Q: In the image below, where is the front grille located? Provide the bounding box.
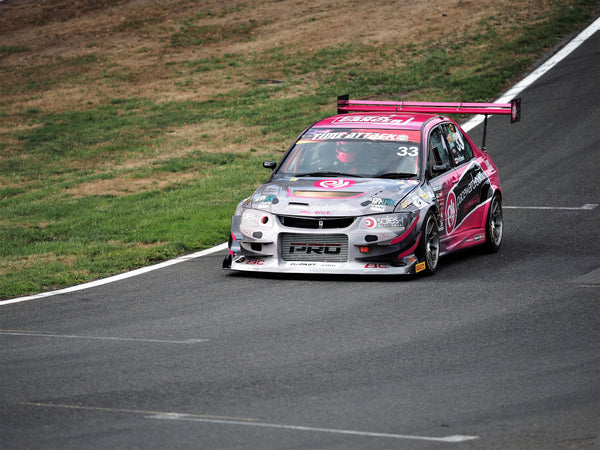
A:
[280,233,348,262]
[278,216,355,229]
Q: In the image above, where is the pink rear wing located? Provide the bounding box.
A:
[337,95,521,123]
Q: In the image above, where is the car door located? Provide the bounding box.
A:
[438,122,490,238]
[426,125,459,247]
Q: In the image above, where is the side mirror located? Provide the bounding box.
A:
[263,161,277,170]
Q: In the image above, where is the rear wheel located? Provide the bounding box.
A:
[483,194,503,252]
[417,211,440,275]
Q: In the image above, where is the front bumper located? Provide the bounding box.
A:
[224,211,424,275]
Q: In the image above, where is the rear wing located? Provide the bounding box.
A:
[337,95,520,150]
[337,95,521,123]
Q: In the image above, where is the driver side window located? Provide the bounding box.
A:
[428,126,452,177]
[441,122,473,166]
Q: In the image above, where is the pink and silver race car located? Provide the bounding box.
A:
[223,95,520,275]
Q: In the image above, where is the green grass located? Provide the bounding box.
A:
[0,0,598,299]
[0,152,274,298]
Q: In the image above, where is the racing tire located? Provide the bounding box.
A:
[416,211,440,275]
[483,194,503,253]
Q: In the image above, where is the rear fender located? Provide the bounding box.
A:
[480,186,501,228]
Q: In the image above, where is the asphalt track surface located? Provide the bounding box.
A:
[1,24,599,450]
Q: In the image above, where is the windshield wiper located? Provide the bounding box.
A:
[375,172,417,179]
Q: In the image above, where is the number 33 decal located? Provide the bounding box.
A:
[397,146,419,156]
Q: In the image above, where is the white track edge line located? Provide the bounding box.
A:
[462,16,600,132]
[148,414,479,443]
[0,243,228,305]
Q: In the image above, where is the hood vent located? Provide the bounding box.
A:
[291,190,363,199]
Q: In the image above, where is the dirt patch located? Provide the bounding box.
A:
[0,252,78,275]
[64,172,198,197]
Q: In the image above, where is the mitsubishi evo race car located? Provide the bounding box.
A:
[223,95,521,275]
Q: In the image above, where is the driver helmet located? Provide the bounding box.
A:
[336,141,358,163]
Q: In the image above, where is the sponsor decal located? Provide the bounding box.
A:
[511,100,520,122]
[256,194,277,204]
[311,131,412,141]
[400,198,412,209]
[371,197,395,211]
[445,123,467,165]
[481,155,496,175]
[289,202,356,214]
[411,195,426,208]
[456,170,487,207]
[364,217,376,228]
[446,162,489,234]
[299,210,331,215]
[363,215,407,229]
[289,242,342,255]
[288,262,338,270]
[415,261,426,273]
[241,211,261,225]
[288,262,317,267]
[422,186,435,201]
[245,259,265,265]
[364,263,389,270]
[462,196,479,211]
[376,215,404,227]
[333,116,416,126]
[303,127,421,142]
[314,179,355,189]
[434,187,445,230]
[445,191,457,234]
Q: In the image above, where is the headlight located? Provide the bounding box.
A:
[241,209,274,228]
[361,213,413,230]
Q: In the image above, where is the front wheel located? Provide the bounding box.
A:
[483,194,503,252]
[416,211,440,275]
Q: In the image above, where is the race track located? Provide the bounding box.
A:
[1,23,598,449]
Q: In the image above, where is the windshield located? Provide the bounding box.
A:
[277,128,421,179]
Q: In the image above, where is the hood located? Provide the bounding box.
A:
[248,177,419,216]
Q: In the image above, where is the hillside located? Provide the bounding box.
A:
[0,0,561,113]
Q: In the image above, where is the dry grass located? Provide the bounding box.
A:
[1,0,552,108]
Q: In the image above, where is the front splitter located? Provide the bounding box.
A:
[229,255,420,275]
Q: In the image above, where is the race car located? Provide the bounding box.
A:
[223,95,520,275]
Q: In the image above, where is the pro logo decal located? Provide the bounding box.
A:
[289,242,342,255]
